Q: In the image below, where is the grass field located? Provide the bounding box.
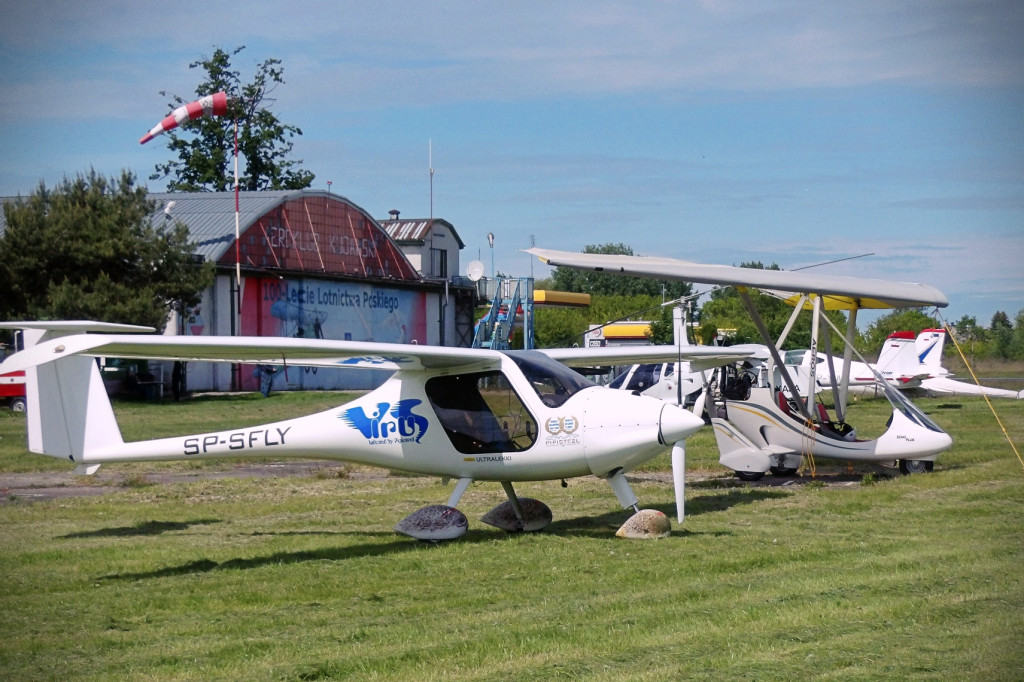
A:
[1,390,1022,680]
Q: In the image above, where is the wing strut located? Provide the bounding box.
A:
[775,294,807,348]
[738,288,814,423]
[836,306,859,421]
[820,310,843,418]
[807,295,822,406]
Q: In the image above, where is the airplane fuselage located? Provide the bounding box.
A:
[77,354,698,482]
[711,385,952,473]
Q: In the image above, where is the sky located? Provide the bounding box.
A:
[1,0,1022,329]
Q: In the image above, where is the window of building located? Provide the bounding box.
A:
[430,248,448,278]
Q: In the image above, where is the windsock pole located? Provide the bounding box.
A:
[234,118,240,291]
[140,91,243,372]
[234,117,241,350]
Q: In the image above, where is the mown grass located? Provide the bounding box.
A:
[0,390,1022,680]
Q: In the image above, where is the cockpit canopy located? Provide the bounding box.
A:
[504,350,596,408]
[423,350,596,455]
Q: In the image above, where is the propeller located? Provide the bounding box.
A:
[673,303,686,522]
[671,439,686,523]
[670,386,708,523]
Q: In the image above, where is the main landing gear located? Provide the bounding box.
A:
[393,478,553,542]
[898,459,934,475]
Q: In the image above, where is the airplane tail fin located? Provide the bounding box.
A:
[3,322,150,470]
[876,331,925,386]
[915,328,947,375]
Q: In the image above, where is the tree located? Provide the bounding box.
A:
[949,315,984,358]
[1011,310,1024,361]
[550,243,693,299]
[534,294,667,348]
[951,315,981,342]
[0,170,215,331]
[150,46,314,192]
[990,310,1013,359]
[646,302,679,345]
[859,308,938,358]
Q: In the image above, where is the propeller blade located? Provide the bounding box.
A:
[671,439,686,523]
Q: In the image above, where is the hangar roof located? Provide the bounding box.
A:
[147,191,286,262]
[148,190,354,263]
[2,189,423,282]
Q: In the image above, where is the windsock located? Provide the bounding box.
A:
[139,91,230,144]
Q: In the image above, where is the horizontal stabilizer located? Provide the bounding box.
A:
[0,321,154,334]
[9,325,126,462]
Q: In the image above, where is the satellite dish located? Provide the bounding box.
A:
[466,260,485,281]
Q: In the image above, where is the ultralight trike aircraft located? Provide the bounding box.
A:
[0,321,753,539]
[526,248,954,480]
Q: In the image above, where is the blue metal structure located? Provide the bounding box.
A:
[472,277,534,350]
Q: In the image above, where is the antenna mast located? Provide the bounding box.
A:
[429,139,434,220]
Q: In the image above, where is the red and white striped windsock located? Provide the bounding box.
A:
[139,91,230,144]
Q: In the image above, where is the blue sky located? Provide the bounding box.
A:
[1,1,1022,328]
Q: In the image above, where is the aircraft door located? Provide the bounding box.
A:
[424,371,538,454]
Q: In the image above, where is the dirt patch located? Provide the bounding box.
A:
[628,462,892,490]
[0,461,367,503]
[0,460,896,504]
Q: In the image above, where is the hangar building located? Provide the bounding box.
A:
[148,190,477,392]
[378,210,464,281]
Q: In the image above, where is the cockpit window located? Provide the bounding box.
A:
[879,375,946,433]
[505,350,596,408]
[625,364,659,392]
[783,350,805,365]
[425,371,538,454]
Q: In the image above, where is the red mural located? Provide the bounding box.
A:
[220,195,421,281]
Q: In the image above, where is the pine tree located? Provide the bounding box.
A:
[0,170,214,331]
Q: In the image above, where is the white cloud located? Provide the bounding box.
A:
[4,2,1022,118]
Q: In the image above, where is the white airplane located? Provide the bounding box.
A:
[780,332,928,399]
[527,248,954,479]
[914,328,1023,399]
[606,312,767,408]
[610,336,927,407]
[0,321,754,537]
[786,329,1022,400]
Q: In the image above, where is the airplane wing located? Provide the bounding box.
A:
[0,332,504,374]
[537,344,765,372]
[526,248,948,310]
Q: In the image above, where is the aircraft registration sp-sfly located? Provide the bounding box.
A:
[526,248,955,479]
[0,321,755,539]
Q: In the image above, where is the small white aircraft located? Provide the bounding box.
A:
[785,329,1023,400]
[914,329,1023,399]
[611,339,923,406]
[779,332,927,399]
[527,248,954,479]
[0,321,753,538]
[606,312,767,407]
